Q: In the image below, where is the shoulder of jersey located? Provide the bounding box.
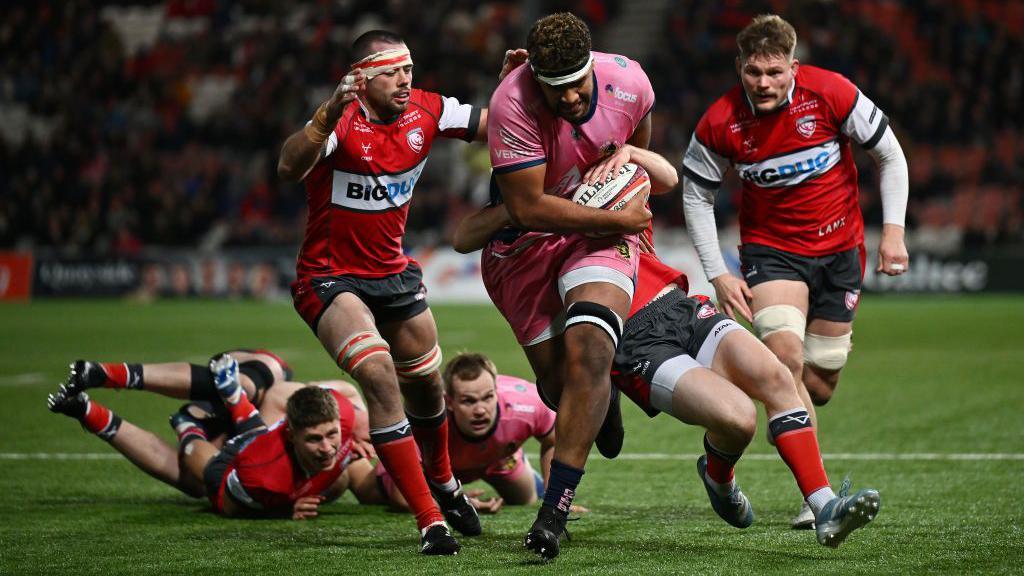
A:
[796,65,850,93]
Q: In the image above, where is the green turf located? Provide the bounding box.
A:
[1,296,1023,575]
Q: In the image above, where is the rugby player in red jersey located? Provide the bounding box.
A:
[681,14,907,529]
[453,203,881,549]
[47,354,379,520]
[276,30,494,554]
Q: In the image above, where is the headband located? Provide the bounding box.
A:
[351,48,413,79]
[531,53,593,86]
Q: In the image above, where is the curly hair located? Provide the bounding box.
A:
[442,352,497,396]
[736,14,797,61]
[526,12,592,74]
[286,386,339,430]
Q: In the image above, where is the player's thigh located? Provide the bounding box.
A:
[487,458,538,505]
[345,458,388,504]
[749,279,810,314]
[259,381,306,423]
[710,329,795,402]
[667,365,756,437]
[378,307,439,360]
[562,277,632,320]
[317,292,378,348]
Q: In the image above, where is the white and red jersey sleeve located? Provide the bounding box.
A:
[297,90,479,278]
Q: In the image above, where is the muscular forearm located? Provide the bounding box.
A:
[453,205,511,253]
[507,194,629,234]
[682,177,729,280]
[277,129,325,182]
[627,146,679,194]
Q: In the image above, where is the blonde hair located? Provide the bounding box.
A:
[737,14,797,61]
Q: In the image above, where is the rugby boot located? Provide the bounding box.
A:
[815,479,880,548]
[697,455,754,528]
[524,505,569,561]
[594,387,624,459]
[419,523,460,555]
[63,360,107,396]
[791,501,815,530]
[429,480,482,536]
[47,384,88,419]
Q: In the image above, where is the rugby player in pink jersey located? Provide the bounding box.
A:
[276,29,499,553]
[485,13,679,559]
[681,14,906,529]
[455,207,881,550]
[47,354,381,520]
[377,353,562,514]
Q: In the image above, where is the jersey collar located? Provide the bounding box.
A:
[568,70,600,126]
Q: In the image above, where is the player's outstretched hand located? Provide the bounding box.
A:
[584,144,633,186]
[465,488,504,514]
[326,71,366,117]
[499,48,529,81]
[292,495,322,520]
[710,273,753,323]
[877,223,909,276]
[615,189,652,234]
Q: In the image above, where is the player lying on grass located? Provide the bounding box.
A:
[47,353,378,519]
[454,204,881,551]
[378,352,590,515]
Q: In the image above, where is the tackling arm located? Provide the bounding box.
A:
[497,165,651,234]
[452,204,511,253]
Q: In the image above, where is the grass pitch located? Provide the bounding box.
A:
[1,296,1023,575]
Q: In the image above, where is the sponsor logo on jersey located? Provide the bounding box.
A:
[614,56,628,68]
[796,115,817,138]
[605,84,638,103]
[397,109,422,128]
[789,100,819,115]
[845,289,860,310]
[818,215,847,236]
[406,127,424,153]
[330,158,426,212]
[497,127,534,159]
[735,140,840,187]
[511,403,536,414]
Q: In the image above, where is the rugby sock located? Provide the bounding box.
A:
[174,421,207,455]
[768,408,835,513]
[372,419,444,530]
[408,408,457,493]
[704,433,741,496]
[543,459,584,517]
[99,363,143,390]
[82,400,122,441]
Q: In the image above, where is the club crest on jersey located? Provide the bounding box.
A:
[406,127,424,153]
[599,139,620,156]
[796,115,817,138]
[615,241,631,260]
[845,290,860,310]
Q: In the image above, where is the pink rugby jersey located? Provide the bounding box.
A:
[447,375,555,482]
[488,51,655,197]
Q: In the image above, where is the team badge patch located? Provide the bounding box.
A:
[406,127,424,153]
[697,303,717,319]
[845,290,860,310]
[796,115,817,138]
[615,241,631,260]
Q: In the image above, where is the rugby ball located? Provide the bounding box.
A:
[571,162,650,211]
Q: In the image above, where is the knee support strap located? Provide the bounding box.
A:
[564,301,623,348]
[394,344,442,384]
[752,305,806,341]
[335,331,391,375]
[803,332,852,371]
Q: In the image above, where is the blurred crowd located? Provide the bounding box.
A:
[1,0,1021,257]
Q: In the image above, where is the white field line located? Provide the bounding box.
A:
[0,373,49,386]
[2,452,1022,461]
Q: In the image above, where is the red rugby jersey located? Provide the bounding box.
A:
[682,65,888,257]
[628,252,689,318]
[298,90,479,278]
[219,389,356,514]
